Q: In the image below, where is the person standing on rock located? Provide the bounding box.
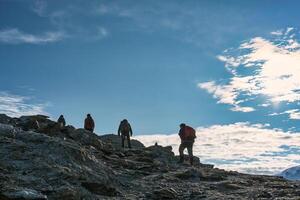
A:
[178,123,196,165]
[57,115,66,128]
[84,114,95,133]
[118,119,133,149]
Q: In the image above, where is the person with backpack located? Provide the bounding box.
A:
[57,115,66,128]
[178,123,196,165]
[118,119,133,148]
[84,114,95,133]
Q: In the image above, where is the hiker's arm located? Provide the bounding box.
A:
[118,125,121,136]
[130,125,133,136]
[178,128,183,138]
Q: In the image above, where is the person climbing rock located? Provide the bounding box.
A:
[84,114,95,133]
[118,119,133,148]
[178,123,196,165]
[57,115,66,128]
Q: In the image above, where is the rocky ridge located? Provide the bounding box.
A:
[0,114,300,199]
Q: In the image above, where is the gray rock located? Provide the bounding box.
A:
[0,114,11,124]
[152,188,178,199]
[100,134,145,149]
[1,189,47,200]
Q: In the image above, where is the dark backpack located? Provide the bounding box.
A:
[183,126,196,140]
[121,122,130,132]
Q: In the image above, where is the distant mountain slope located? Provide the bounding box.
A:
[280,166,300,181]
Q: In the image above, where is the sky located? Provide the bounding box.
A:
[1,0,300,174]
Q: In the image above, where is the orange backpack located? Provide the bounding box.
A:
[183,126,196,140]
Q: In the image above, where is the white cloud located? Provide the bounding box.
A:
[198,81,255,112]
[230,106,255,112]
[135,122,300,175]
[0,28,65,44]
[270,30,283,36]
[0,92,48,117]
[270,109,300,120]
[286,109,300,119]
[199,28,300,113]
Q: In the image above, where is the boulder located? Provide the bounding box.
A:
[0,189,47,200]
[151,188,178,199]
[100,134,145,149]
[0,114,11,124]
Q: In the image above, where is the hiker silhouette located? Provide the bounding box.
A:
[84,114,95,133]
[57,115,66,128]
[178,123,196,165]
[118,119,133,148]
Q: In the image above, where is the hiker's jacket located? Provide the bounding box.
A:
[84,117,95,130]
[118,122,132,136]
[57,116,66,126]
[179,126,196,141]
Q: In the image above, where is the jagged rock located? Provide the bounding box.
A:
[174,168,204,180]
[100,134,145,149]
[174,154,202,166]
[152,188,178,199]
[215,181,244,191]
[0,114,11,124]
[0,189,47,200]
[0,123,117,199]
[145,145,176,164]
[81,182,120,196]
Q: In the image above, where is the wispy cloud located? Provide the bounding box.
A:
[0,92,48,117]
[92,1,246,47]
[94,26,109,40]
[28,1,110,43]
[0,28,65,44]
[32,0,47,17]
[135,122,300,175]
[199,28,300,114]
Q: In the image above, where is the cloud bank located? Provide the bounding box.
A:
[199,28,300,115]
[135,122,300,175]
[0,92,48,117]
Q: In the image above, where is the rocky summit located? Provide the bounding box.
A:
[0,114,300,200]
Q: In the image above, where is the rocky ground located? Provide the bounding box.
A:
[0,114,300,200]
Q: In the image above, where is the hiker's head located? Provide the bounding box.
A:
[87,114,91,117]
[60,115,64,118]
[180,123,186,128]
[123,119,128,123]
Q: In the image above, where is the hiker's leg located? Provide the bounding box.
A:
[127,134,131,149]
[121,135,125,148]
[178,142,185,163]
[187,142,194,165]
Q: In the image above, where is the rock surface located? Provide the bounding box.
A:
[100,134,145,149]
[0,114,300,199]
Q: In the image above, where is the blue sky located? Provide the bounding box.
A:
[1,0,300,134]
[1,0,300,174]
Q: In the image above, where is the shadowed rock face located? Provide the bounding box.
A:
[0,114,300,199]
